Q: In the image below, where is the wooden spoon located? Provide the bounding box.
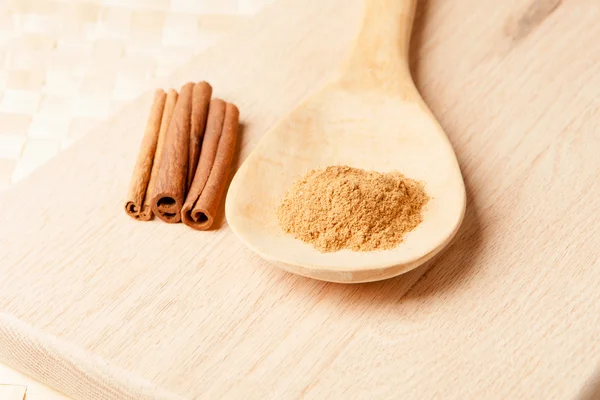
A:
[226,0,466,283]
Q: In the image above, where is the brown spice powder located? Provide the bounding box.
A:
[276,166,429,252]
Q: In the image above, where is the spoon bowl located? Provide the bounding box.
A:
[226,0,466,283]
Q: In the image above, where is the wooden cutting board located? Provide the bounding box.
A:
[1,0,600,399]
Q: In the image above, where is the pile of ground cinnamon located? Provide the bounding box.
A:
[276,166,429,252]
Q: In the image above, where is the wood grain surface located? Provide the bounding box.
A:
[1,0,600,398]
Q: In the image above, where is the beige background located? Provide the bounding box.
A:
[0,0,271,398]
[0,0,272,191]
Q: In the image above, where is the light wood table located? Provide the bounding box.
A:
[1,0,600,399]
[0,364,66,399]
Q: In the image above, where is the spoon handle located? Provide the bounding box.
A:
[341,0,418,90]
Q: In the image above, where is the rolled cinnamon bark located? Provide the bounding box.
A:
[124,89,166,220]
[188,81,212,188]
[182,100,239,230]
[151,82,194,223]
[145,89,178,217]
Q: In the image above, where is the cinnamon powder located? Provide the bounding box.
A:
[276,166,429,252]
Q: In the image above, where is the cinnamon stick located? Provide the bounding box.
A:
[182,100,239,230]
[124,89,166,221]
[146,88,178,215]
[188,81,212,188]
[151,82,194,223]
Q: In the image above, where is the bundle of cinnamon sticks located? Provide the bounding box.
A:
[124,82,239,231]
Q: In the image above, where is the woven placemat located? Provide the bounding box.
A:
[0,0,274,191]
